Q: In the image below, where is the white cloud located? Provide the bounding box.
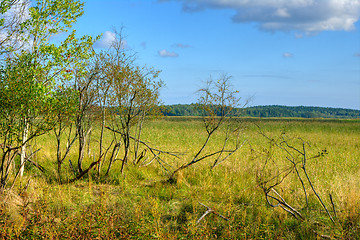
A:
[94,31,116,48]
[283,52,294,58]
[173,43,191,48]
[94,31,127,49]
[158,49,179,57]
[164,0,360,32]
[273,8,290,18]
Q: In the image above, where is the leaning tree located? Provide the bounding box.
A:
[170,73,248,181]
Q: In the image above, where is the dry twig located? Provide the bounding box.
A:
[197,202,229,224]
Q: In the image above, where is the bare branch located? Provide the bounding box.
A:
[68,154,104,184]
[329,193,337,219]
[105,126,182,158]
[302,143,335,223]
[197,202,229,224]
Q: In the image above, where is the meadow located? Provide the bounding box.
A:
[1,117,359,239]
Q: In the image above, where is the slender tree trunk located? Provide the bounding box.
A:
[20,118,29,177]
[98,107,105,176]
[1,151,8,189]
[78,131,85,173]
[134,112,145,164]
[57,161,62,183]
[120,128,130,174]
[56,131,62,182]
[55,121,78,183]
[77,121,92,174]
[87,129,92,157]
[105,142,120,176]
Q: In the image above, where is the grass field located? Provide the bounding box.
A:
[1,117,360,239]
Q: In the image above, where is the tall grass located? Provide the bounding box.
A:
[1,117,359,239]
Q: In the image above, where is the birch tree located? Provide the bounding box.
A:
[0,0,97,188]
[98,30,164,175]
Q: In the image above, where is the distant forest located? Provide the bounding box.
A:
[162,104,360,119]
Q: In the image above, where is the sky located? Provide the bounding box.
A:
[74,0,360,109]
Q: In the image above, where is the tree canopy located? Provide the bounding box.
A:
[163,104,360,119]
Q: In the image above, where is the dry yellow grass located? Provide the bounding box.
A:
[1,117,359,239]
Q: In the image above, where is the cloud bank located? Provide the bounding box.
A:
[161,0,360,32]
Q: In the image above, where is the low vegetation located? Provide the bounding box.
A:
[1,118,359,239]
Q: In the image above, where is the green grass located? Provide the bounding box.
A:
[1,117,360,239]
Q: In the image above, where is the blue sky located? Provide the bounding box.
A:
[75,0,360,109]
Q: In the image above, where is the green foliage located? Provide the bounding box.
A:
[98,31,164,126]
[244,105,360,118]
[163,104,360,119]
[0,0,97,142]
[111,64,163,123]
[0,0,15,15]
[163,103,205,116]
[0,53,57,145]
[21,0,97,79]
[94,29,164,174]
[0,0,99,189]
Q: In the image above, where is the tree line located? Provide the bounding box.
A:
[163,104,360,119]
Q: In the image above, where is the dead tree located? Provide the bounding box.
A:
[255,129,335,224]
[170,74,248,181]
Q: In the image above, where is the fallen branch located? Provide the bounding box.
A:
[265,188,303,220]
[106,126,180,174]
[312,230,333,240]
[329,193,337,219]
[9,148,42,191]
[67,152,105,183]
[140,153,159,167]
[68,159,100,183]
[197,202,229,224]
[69,159,77,175]
[105,126,182,158]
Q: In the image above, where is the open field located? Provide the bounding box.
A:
[1,117,360,239]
